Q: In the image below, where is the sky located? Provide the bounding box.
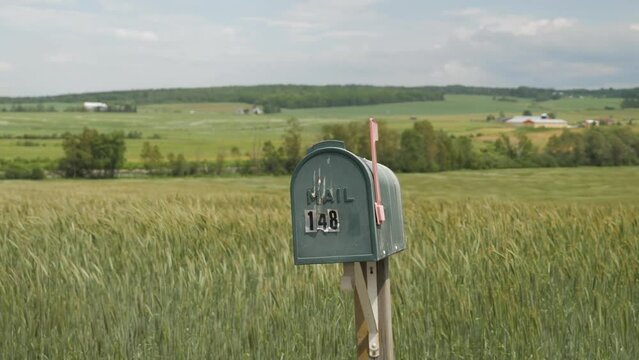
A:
[1,0,639,97]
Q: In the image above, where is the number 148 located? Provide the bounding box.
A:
[305,210,339,233]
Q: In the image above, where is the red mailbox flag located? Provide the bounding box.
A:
[369,117,385,225]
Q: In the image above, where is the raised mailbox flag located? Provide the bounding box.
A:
[369,117,385,226]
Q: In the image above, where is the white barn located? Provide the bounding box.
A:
[83,102,108,112]
[506,113,568,128]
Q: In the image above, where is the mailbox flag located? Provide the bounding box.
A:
[369,118,378,142]
[369,117,385,225]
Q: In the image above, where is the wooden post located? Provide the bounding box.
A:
[354,262,369,360]
[377,257,394,360]
[353,260,394,360]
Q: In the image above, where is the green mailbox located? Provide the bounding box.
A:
[290,140,405,265]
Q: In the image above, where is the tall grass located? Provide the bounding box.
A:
[1,180,637,358]
[398,201,639,358]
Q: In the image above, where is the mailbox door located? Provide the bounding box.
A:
[291,149,377,264]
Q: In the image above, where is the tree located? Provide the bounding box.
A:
[609,127,639,155]
[140,142,163,174]
[453,136,476,169]
[322,122,363,155]
[434,130,453,171]
[515,133,534,159]
[167,153,190,176]
[398,129,424,172]
[414,120,437,171]
[59,129,95,178]
[321,119,400,170]
[262,140,284,174]
[92,131,126,177]
[522,110,532,116]
[607,133,637,165]
[376,121,400,169]
[545,130,586,166]
[282,118,302,172]
[584,129,612,166]
[230,146,241,158]
[621,98,639,109]
[58,128,126,178]
[215,151,226,175]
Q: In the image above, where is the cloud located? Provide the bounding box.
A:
[99,0,135,12]
[318,30,375,39]
[0,4,100,32]
[528,61,620,78]
[15,0,75,5]
[509,18,575,36]
[0,62,14,72]
[450,8,576,37]
[267,20,321,30]
[113,28,159,42]
[2,1,638,96]
[447,7,483,16]
[45,53,73,64]
[431,61,489,85]
[288,0,380,20]
[222,27,236,36]
[245,0,381,40]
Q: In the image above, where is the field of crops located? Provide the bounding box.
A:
[1,95,637,162]
[1,167,638,358]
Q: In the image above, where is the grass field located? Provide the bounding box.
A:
[1,95,637,162]
[1,167,638,358]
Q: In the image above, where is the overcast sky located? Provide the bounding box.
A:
[1,0,639,96]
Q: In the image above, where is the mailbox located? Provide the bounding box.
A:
[290,140,405,265]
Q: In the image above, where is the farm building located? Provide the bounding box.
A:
[235,105,263,115]
[83,102,108,112]
[582,118,615,127]
[583,119,600,127]
[506,113,568,128]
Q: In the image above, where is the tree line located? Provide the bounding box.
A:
[545,127,639,166]
[137,118,303,176]
[4,85,638,112]
[322,120,639,171]
[0,103,137,113]
[139,120,639,176]
[619,87,639,109]
[0,85,444,113]
[0,129,126,179]
[2,121,639,180]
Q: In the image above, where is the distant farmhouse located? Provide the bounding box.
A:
[583,119,600,127]
[235,105,263,115]
[83,102,108,112]
[582,118,615,127]
[506,113,568,128]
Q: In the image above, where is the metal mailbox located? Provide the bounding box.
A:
[290,140,405,265]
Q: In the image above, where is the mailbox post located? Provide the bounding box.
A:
[290,118,405,359]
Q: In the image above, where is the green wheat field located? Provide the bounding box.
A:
[1,167,638,359]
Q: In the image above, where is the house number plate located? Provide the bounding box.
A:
[304,210,340,233]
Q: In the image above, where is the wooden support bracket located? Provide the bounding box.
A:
[354,261,380,358]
